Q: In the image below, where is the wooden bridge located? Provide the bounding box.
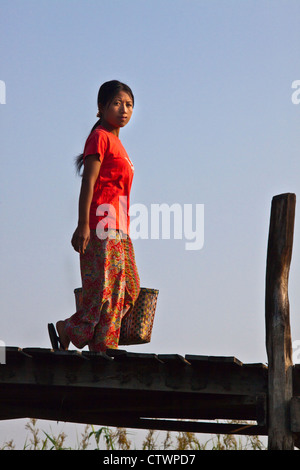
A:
[0,193,300,450]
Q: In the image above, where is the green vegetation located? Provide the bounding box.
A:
[0,418,265,450]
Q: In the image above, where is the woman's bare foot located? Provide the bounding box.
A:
[56,321,70,350]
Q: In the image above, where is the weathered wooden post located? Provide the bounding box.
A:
[265,193,296,450]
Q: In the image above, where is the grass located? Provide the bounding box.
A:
[0,418,266,450]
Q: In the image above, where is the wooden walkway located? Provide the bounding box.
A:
[1,193,300,449]
[0,347,268,436]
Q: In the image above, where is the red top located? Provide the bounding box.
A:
[83,125,134,235]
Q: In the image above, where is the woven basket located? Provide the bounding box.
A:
[74,287,159,346]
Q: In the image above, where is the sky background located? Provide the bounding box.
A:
[1,0,300,448]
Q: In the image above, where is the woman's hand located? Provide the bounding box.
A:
[71,223,90,254]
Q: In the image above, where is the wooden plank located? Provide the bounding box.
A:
[134,419,268,436]
[158,354,191,365]
[185,355,243,367]
[1,347,268,397]
[290,396,300,432]
[265,193,296,450]
[290,397,300,449]
[84,415,268,436]
[0,383,262,424]
[0,346,267,425]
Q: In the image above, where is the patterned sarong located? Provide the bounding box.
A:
[65,230,140,352]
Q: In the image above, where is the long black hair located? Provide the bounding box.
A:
[75,80,134,175]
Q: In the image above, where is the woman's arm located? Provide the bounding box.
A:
[71,154,101,254]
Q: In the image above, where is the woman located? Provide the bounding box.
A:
[53,80,140,352]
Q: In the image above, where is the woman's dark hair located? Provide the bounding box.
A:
[75,80,134,175]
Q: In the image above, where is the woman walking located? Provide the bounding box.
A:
[52,80,140,352]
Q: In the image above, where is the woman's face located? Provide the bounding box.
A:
[100,91,134,131]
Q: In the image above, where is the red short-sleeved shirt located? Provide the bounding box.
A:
[83,125,134,235]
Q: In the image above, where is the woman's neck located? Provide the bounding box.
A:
[100,121,120,137]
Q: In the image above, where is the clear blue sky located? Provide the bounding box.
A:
[1,0,300,447]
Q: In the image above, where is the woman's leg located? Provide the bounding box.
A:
[88,230,127,351]
[62,230,125,350]
[89,235,140,351]
[122,235,140,318]
[58,232,140,352]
